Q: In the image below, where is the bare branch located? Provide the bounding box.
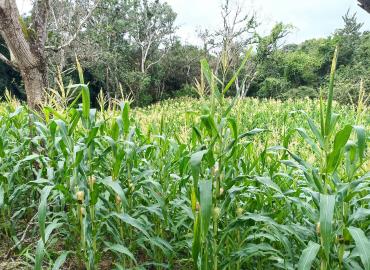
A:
[146,51,167,71]
[47,0,100,52]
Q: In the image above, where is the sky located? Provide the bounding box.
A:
[16,0,370,45]
[166,0,370,45]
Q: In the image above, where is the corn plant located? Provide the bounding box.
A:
[0,48,368,270]
[287,48,369,270]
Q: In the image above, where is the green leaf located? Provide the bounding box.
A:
[44,220,62,243]
[227,118,238,140]
[121,102,130,135]
[52,252,70,270]
[352,125,366,161]
[298,241,320,270]
[111,213,150,238]
[238,128,267,140]
[312,169,324,194]
[319,89,325,136]
[327,125,352,172]
[148,237,173,256]
[81,85,90,120]
[38,185,54,243]
[233,243,281,259]
[200,114,219,138]
[325,46,338,136]
[307,118,324,148]
[296,128,320,155]
[104,242,137,264]
[76,57,84,84]
[100,177,127,205]
[199,180,212,240]
[223,47,252,95]
[190,150,207,190]
[111,121,120,141]
[200,58,219,97]
[349,208,370,225]
[320,194,336,261]
[44,106,67,121]
[192,212,201,267]
[0,184,4,208]
[34,239,45,270]
[255,176,282,194]
[0,137,5,158]
[348,226,370,270]
[86,126,99,146]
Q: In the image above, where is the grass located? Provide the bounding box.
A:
[0,51,369,270]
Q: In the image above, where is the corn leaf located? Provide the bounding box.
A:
[190,150,207,190]
[199,180,212,240]
[81,85,90,120]
[104,242,137,264]
[298,241,320,270]
[111,212,150,238]
[320,194,336,261]
[52,251,70,270]
[34,239,45,270]
[348,226,370,270]
[100,177,127,205]
[38,185,54,243]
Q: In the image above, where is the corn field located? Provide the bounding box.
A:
[0,50,369,270]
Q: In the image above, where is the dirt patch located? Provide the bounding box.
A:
[0,239,29,270]
[0,260,28,270]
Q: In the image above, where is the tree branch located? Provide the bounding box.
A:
[32,0,50,52]
[46,0,100,52]
[146,50,167,71]
[0,51,18,70]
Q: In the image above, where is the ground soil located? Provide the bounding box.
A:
[0,239,28,269]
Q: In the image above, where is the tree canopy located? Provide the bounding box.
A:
[0,0,369,106]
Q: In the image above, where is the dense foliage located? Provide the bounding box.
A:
[0,51,368,270]
[251,11,370,104]
[0,2,369,106]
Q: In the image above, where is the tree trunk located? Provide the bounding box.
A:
[0,0,48,109]
[21,66,47,109]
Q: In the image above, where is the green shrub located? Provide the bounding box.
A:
[123,71,152,106]
[283,51,322,85]
[173,84,197,98]
[258,77,290,98]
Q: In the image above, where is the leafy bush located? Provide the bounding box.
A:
[283,51,321,85]
[258,77,290,98]
[123,71,152,106]
[172,84,198,98]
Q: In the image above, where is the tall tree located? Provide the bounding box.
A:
[46,0,100,71]
[334,10,363,66]
[0,0,49,109]
[0,0,98,109]
[127,0,176,73]
[215,0,258,78]
[79,0,177,103]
